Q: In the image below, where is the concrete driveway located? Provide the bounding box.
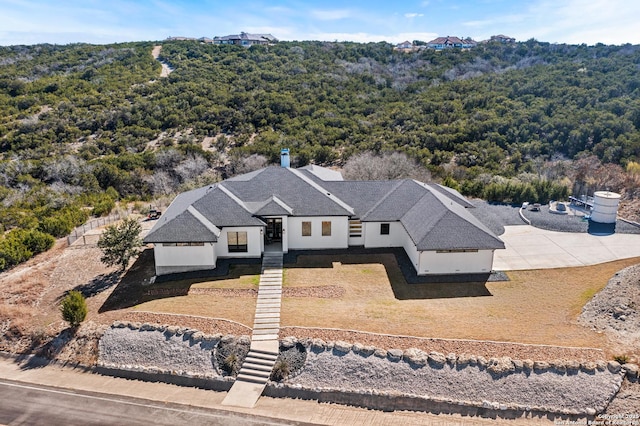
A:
[493,225,640,271]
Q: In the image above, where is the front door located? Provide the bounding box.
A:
[266,218,282,243]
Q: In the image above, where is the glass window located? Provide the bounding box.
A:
[301,221,311,236]
[228,231,248,252]
[322,221,331,236]
[380,223,390,235]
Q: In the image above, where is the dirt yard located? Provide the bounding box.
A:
[1,240,639,364]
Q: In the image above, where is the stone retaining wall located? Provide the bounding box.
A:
[98,322,638,418]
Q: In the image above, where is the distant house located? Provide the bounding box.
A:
[144,153,504,277]
[427,36,477,50]
[489,34,516,44]
[166,36,198,42]
[213,32,278,47]
[394,41,415,51]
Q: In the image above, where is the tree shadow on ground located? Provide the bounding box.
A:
[73,271,122,298]
[98,248,262,312]
[284,248,496,300]
[16,327,78,370]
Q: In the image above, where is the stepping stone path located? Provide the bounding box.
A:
[222,251,283,408]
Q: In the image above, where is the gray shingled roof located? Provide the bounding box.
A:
[401,190,504,250]
[144,165,504,251]
[248,196,293,216]
[360,180,427,221]
[144,210,218,243]
[426,183,475,208]
[223,167,353,216]
[320,180,399,219]
[191,186,265,227]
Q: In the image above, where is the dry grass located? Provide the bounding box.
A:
[124,251,640,353]
[131,264,261,327]
[280,254,640,352]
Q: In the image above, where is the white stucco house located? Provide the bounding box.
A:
[144,159,504,276]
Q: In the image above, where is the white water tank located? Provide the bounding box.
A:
[590,191,621,224]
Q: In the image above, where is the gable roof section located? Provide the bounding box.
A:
[401,190,505,250]
[360,180,426,221]
[320,180,399,219]
[223,166,353,216]
[247,196,294,216]
[144,209,219,243]
[191,186,265,227]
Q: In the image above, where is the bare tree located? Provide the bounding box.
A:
[226,154,269,177]
[342,151,431,181]
[175,154,209,183]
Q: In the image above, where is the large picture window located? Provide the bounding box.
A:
[301,221,311,237]
[380,223,390,235]
[227,231,248,253]
[322,221,331,236]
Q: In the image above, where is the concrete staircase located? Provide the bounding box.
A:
[222,251,283,408]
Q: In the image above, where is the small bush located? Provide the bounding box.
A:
[92,197,115,217]
[223,353,241,376]
[613,354,629,364]
[60,290,87,327]
[214,337,250,377]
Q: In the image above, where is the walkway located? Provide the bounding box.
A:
[493,225,640,271]
[222,250,283,408]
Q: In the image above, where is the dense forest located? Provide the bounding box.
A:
[1,39,640,269]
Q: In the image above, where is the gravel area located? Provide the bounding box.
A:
[604,379,640,414]
[98,325,626,415]
[468,200,524,235]
[119,312,251,336]
[579,263,640,351]
[288,348,623,414]
[187,286,346,298]
[99,326,220,377]
[214,335,250,376]
[469,200,640,235]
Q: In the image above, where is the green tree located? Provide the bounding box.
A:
[60,290,87,327]
[97,217,142,270]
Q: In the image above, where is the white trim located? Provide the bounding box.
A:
[187,206,221,237]
[287,168,355,215]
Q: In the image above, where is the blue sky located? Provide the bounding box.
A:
[1,0,639,46]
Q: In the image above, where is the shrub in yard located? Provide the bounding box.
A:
[223,353,241,376]
[270,342,307,382]
[214,336,250,377]
[270,359,291,382]
[60,290,87,327]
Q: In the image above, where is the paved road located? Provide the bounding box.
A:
[0,379,303,426]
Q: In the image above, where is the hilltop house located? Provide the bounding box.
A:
[394,41,420,52]
[427,36,477,50]
[144,153,504,276]
[213,32,278,47]
[489,34,516,43]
